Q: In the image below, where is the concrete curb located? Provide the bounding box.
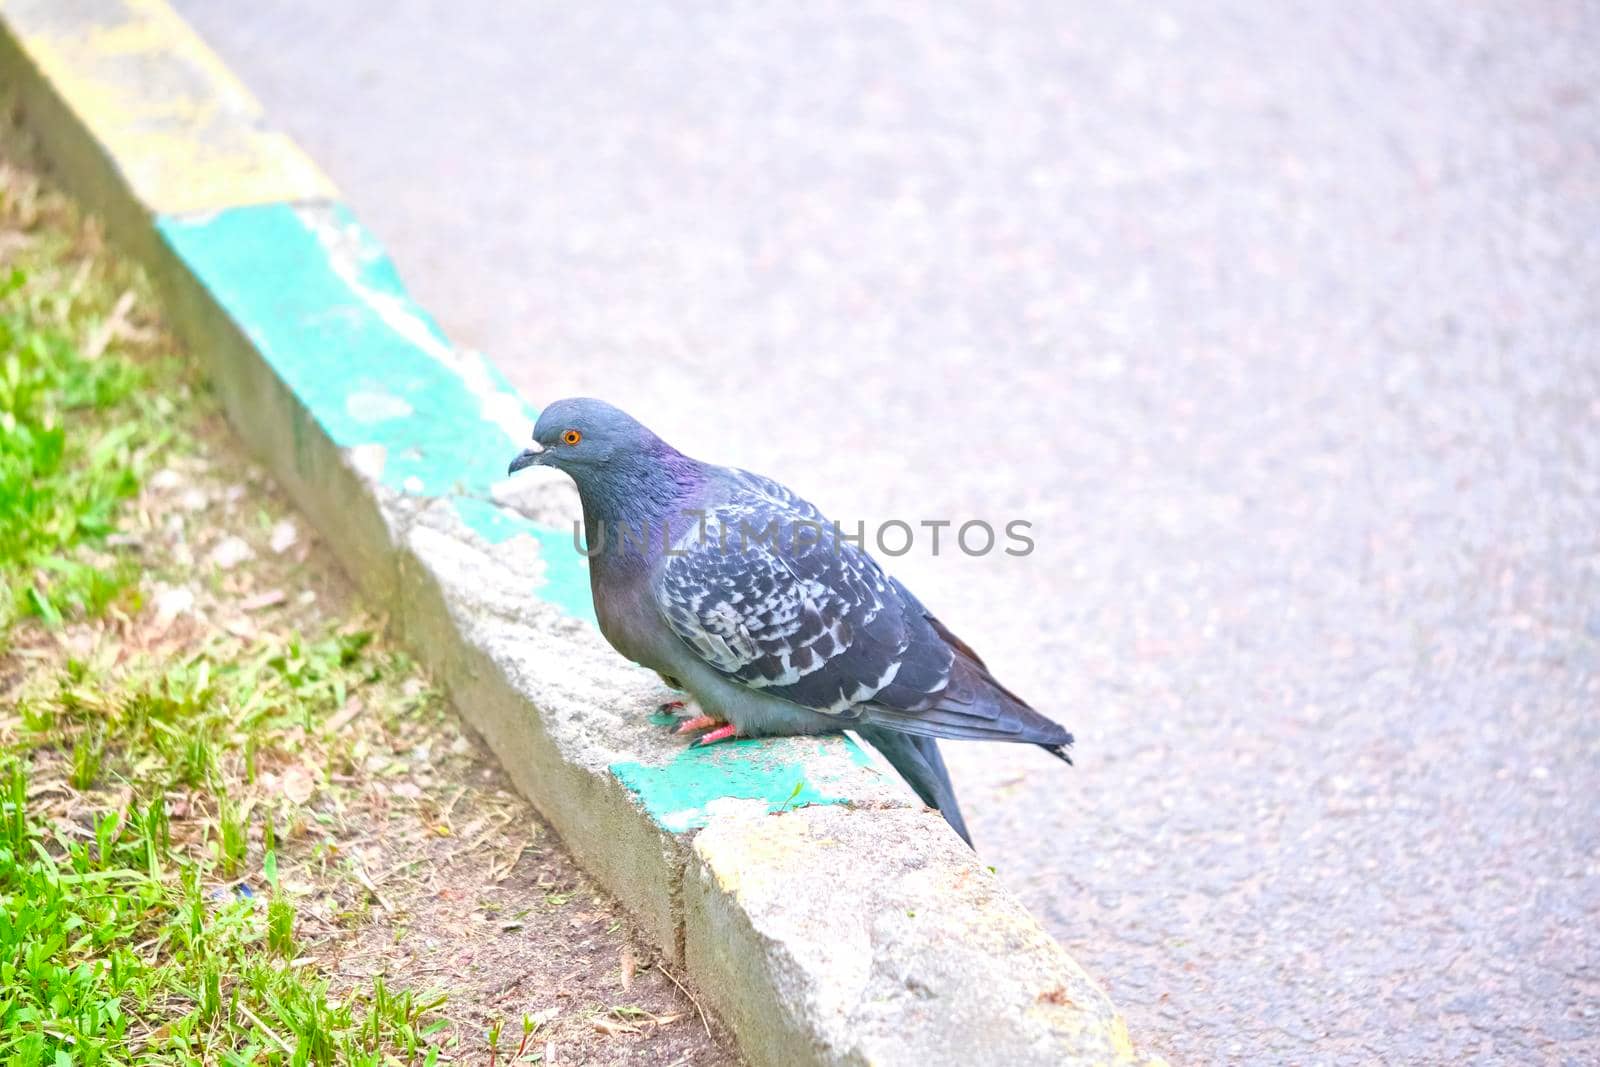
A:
[1,2,1164,1063]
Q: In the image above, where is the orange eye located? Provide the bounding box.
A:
[561,429,582,446]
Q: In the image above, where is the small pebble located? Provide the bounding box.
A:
[153,586,194,626]
[269,519,299,554]
[208,536,254,569]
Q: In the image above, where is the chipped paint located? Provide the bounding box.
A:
[611,735,876,833]
[151,202,598,623]
[346,390,415,423]
[297,206,530,449]
[157,202,527,498]
[448,496,596,624]
[0,0,335,213]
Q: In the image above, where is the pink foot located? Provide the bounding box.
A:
[657,699,686,714]
[673,714,719,735]
[694,723,741,746]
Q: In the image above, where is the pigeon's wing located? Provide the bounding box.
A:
[653,475,1073,751]
[654,484,939,714]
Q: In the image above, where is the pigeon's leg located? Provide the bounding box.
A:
[655,696,717,731]
[655,673,694,717]
[673,714,720,734]
[657,696,710,721]
[692,723,742,746]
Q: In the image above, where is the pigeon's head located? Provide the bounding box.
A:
[507,397,661,479]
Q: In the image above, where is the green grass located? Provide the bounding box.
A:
[0,165,453,1065]
[2,633,450,1065]
[0,262,171,633]
[0,761,446,1065]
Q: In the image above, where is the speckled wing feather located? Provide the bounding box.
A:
[652,470,1073,749]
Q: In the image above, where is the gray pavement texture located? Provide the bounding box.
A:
[168,1,1600,1063]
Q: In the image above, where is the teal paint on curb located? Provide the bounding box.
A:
[155,202,599,624]
[450,497,596,624]
[448,494,538,544]
[155,202,530,498]
[612,737,875,833]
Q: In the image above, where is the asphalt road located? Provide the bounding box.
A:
[169,2,1600,1062]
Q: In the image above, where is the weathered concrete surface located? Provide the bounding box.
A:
[688,805,1144,1067]
[163,1,1600,1061]
[0,4,1166,1064]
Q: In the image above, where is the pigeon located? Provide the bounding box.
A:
[507,398,1073,845]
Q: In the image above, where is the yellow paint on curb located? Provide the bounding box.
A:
[0,0,335,214]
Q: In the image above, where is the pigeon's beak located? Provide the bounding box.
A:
[507,445,548,475]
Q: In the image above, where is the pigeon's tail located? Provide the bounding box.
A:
[855,725,972,847]
[1041,741,1074,765]
[858,612,1077,762]
[861,652,1077,759]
